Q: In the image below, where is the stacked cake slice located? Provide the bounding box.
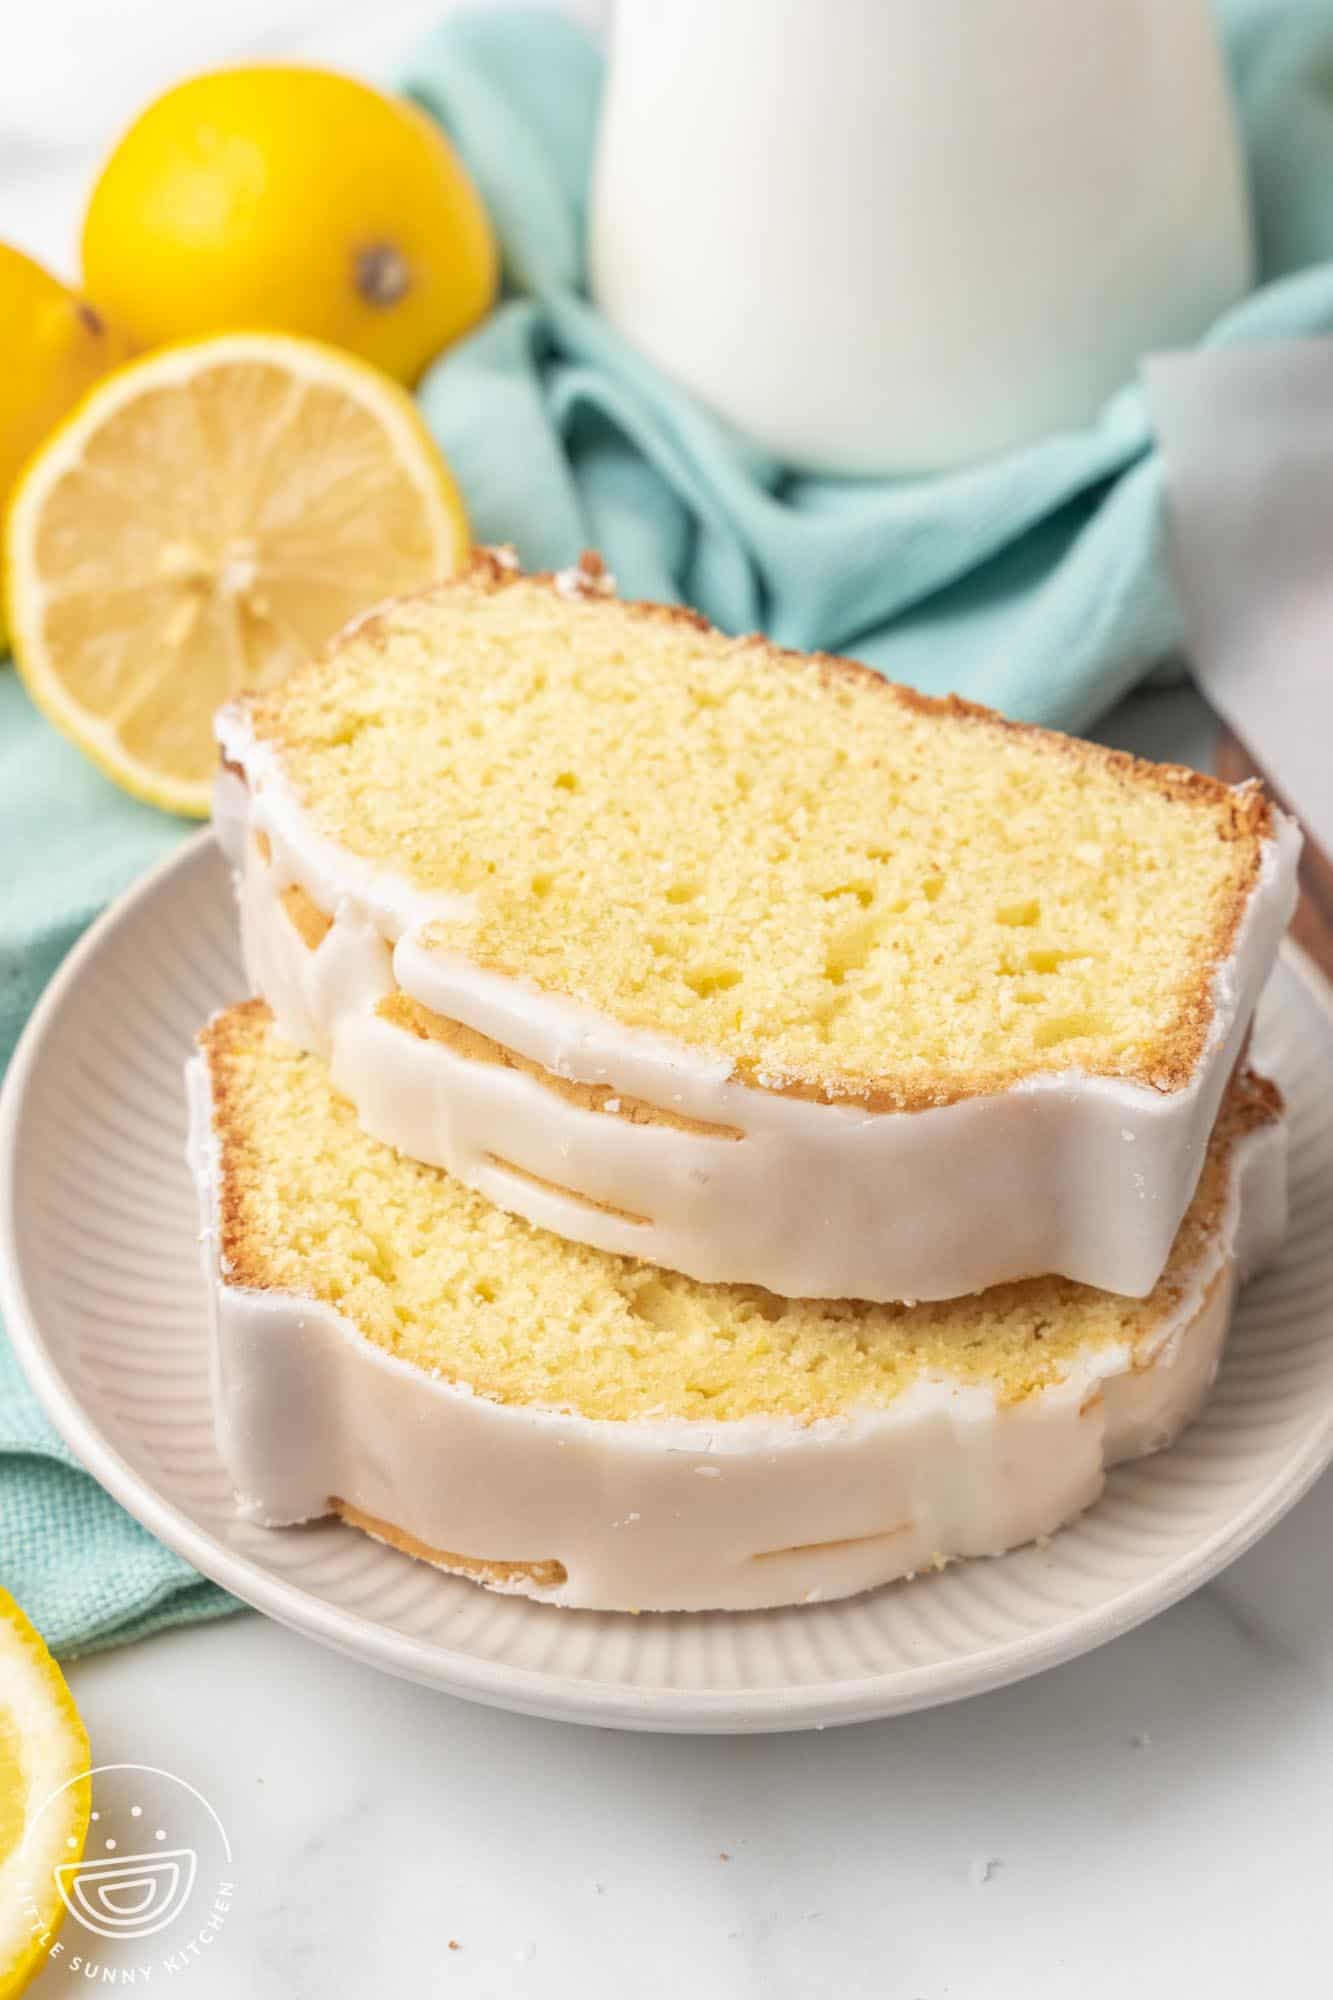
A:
[191,550,1300,1611]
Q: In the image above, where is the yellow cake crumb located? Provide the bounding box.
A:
[235,554,1272,1109]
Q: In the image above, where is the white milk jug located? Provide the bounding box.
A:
[589,0,1253,473]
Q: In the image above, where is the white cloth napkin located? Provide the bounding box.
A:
[1146,341,1333,855]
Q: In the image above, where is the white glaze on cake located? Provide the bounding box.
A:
[213,718,1299,1303]
[187,1047,1286,1614]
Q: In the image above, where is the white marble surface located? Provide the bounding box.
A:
[9,4,1332,1992]
[50,1460,1333,1999]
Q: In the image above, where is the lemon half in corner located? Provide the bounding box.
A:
[0,1589,90,1998]
[4,331,469,817]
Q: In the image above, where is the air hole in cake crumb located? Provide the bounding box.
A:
[471,1279,497,1304]
[995,898,1040,927]
[1025,946,1090,973]
[811,992,849,1031]
[554,771,580,793]
[823,917,879,986]
[921,875,944,903]
[530,873,554,900]
[1033,1011,1104,1050]
[665,879,702,905]
[626,1277,687,1331]
[684,965,742,999]
[819,881,874,909]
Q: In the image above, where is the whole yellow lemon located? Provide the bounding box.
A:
[0,244,132,651]
[82,66,498,386]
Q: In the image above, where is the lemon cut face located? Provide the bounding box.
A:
[5,332,469,817]
[0,1590,90,1998]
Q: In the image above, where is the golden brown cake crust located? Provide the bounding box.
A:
[279,881,333,952]
[375,990,743,1140]
[231,548,1277,1110]
[198,999,283,1297]
[330,1499,566,1590]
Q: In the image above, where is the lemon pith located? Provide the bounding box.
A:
[0,1590,90,1999]
[4,331,469,817]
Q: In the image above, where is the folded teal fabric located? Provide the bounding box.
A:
[0,675,239,1653]
[6,0,1333,1656]
[408,0,1333,732]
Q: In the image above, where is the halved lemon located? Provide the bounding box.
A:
[0,1591,90,1997]
[5,332,469,817]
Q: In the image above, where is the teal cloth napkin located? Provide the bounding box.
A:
[6,0,1333,1654]
[0,676,239,1653]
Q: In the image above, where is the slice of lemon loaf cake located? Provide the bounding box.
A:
[189,1002,1285,1614]
[215,549,1298,1304]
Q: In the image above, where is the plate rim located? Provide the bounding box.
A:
[2,828,1332,1733]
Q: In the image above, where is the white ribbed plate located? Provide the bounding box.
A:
[3,832,1333,1733]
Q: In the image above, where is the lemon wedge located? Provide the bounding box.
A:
[4,331,469,817]
[0,1591,90,1998]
